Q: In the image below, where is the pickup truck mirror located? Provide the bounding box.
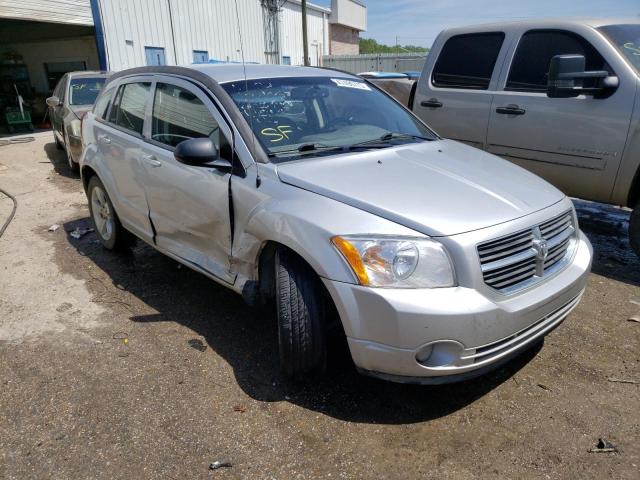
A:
[174,137,228,170]
[547,54,618,98]
[46,96,61,107]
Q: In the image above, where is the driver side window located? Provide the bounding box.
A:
[151,82,231,159]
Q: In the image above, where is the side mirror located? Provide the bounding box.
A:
[547,54,618,98]
[46,96,61,107]
[174,137,231,172]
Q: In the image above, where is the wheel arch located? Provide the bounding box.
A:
[627,166,640,208]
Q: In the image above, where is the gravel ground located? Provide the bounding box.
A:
[0,133,638,479]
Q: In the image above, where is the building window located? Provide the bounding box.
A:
[193,50,209,63]
[282,56,291,65]
[145,47,166,66]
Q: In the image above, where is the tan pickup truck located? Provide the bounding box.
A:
[371,19,640,255]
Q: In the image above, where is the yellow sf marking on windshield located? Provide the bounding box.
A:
[260,125,293,142]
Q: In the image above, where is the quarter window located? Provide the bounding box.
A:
[108,82,150,135]
[151,83,231,159]
[506,30,609,92]
[432,32,505,90]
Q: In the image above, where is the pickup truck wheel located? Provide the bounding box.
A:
[275,248,327,378]
[87,176,131,251]
[630,205,640,256]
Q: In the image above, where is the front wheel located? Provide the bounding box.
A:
[630,204,640,257]
[275,249,327,379]
[87,176,130,250]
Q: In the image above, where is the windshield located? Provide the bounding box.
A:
[221,76,436,161]
[598,24,640,75]
[69,78,106,106]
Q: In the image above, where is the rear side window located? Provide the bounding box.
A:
[506,30,609,92]
[108,82,151,135]
[151,83,231,159]
[432,32,505,90]
[93,86,115,120]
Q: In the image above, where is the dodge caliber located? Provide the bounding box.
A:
[80,64,592,383]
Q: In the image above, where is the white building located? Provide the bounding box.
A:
[0,0,366,95]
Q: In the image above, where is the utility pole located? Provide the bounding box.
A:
[301,0,309,66]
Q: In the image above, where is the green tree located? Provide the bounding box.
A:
[359,38,429,54]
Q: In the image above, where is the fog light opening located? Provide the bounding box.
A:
[416,344,433,363]
[415,340,464,368]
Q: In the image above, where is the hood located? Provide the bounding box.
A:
[276,139,565,237]
[69,105,92,118]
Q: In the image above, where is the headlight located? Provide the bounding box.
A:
[331,235,456,288]
[68,118,81,137]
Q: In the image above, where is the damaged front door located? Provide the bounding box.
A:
[140,79,235,284]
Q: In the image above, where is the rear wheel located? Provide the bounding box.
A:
[275,248,327,378]
[630,204,640,256]
[87,176,131,251]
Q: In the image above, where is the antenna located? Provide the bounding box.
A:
[233,0,261,188]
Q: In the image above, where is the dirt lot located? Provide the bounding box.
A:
[1,133,639,479]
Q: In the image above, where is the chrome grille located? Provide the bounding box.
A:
[477,211,576,293]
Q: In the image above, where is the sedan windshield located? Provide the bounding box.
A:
[598,24,640,75]
[69,78,106,106]
[221,76,436,161]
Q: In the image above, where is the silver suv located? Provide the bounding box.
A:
[80,64,592,383]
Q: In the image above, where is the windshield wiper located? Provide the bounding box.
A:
[346,132,432,150]
[267,143,343,157]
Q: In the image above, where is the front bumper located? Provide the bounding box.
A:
[322,231,592,383]
[67,134,83,164]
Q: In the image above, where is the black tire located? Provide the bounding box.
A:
[87,176,132,251]
[64,131,79,174]
[630,204,640,257]
[275,248,327,378]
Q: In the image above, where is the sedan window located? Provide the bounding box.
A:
[69,78,106,106]
[108,82,150,135]
[151,83,231,159]
[222,76,436,161]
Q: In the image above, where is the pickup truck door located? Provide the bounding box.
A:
[486,29,635,203]
[412,31,507,149]
[139,78,235,285]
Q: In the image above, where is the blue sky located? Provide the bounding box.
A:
[313,0,640,48]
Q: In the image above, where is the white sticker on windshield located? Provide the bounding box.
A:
[331,78,371,91]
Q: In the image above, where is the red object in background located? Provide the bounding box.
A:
[37,122,51,129]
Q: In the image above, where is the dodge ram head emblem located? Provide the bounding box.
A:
[532,227,548,276]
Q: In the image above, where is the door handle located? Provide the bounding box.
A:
[421,98,443,108]
[142,154,161,167]
[97,134,111,144]
[495,105,526,115]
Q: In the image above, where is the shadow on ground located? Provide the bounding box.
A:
[62,216,540,425]
[573,199,640,287]
[43,139,78,179]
